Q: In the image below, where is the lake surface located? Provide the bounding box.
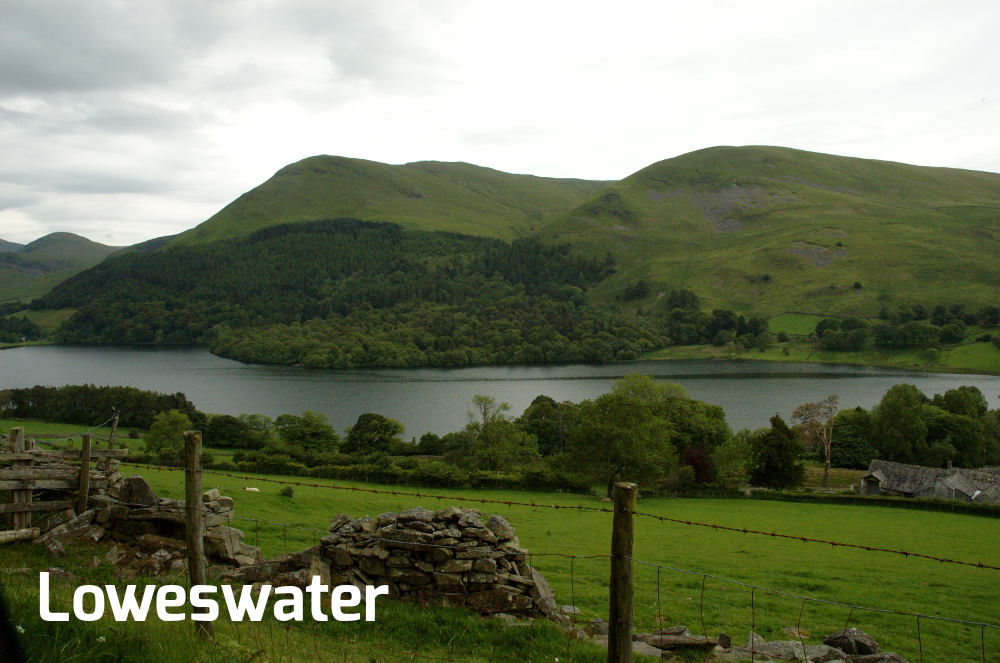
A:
[1,346,997,437]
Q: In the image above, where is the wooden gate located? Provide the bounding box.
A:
[0,426,128,543]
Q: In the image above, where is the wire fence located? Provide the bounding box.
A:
[128,484,1000,662]
[5,447,1000,661]
[123,461,1000,572]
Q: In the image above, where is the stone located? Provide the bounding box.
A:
[823,628,880,655]
[457,510,484,528]
[137,534,185,555]
[388,567,431,586]
[217,496,235,510]
[485,515,518,542]
[397,507,435,523]
[351,515,378,534]
[376,512,396,527]
[528,566,558,617]
[425,547,454,563]
[468,572,497,584]
[328,514,352,532]
[433,572,466,593]
[754,640,807,661]
[437,559,473,573]
[105,545,122,565]
[852,654,908,663]
[37,509,97,552]
[805,644,850,663]
[473,558,497,573]
[380,527,434,550]
[434,506,463,521]
[204,526,244,561]
[462,527,498,544]
[405,521,435,533]
[324,545,352,568]
[358,557,385,577]
[560,604,580,615]
[585,619,610,636]
[386,555,413,568]
[467,588,533,614]
[119,476,158,506]
[201,488,222,502]
[434,527,462,539]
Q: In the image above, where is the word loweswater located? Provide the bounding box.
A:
[39,572,389,622]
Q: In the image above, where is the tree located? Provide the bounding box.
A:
[792,395,839,487]
[749,414,804,489]
[516,395,577,456]
[830,407,876,469]
[144,409,192,462]
[460,395,540,471]
[568,375,680,496]
[873,384,928,462]
[205,414,252,449]
[342,412,404,454]
[274,411,339,451]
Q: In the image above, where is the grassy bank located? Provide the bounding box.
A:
[2,542,607,663]
[643,338,1000,375]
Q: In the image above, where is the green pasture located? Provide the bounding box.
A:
[118,465,1000,662]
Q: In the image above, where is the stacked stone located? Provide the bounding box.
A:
[329,507,560,618]
[34,475,263,571]
[235,507,560,619]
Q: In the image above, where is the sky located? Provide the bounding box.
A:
[1,0,998,246]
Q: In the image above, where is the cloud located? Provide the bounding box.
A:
[0,0,998,245]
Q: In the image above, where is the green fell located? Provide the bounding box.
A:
[541,145,1000,315]
[0,232,120,303]
[173,155,609,245]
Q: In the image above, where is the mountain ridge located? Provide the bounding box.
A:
[0,232,121,303]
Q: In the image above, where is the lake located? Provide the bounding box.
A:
[1,345,997,436]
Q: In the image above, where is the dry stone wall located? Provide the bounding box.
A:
[230,506,563,621]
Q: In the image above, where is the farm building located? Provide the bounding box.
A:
[859,459,1000,504]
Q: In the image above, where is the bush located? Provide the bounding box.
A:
[278,486,294,498]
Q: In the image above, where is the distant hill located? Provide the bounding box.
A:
[23,146,1000,368]
[0,232,121,303]
[540,146,1000,315]
[173,156,609,245]
[0,239,24,252]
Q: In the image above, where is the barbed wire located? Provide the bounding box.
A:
[120,461,1000,572]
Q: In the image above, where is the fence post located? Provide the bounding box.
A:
[11,427,30,530]
[184,430,214,640]
[77,434,92,514]
[108,412,120,449]
[608,482,637,663]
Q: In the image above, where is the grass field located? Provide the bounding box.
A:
[97,465,1000,662]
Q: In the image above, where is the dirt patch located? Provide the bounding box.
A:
[691,184,795,233]
[786,242,849,267]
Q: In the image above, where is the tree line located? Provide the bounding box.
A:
[814,303,1000,352]
[29,219,768,368]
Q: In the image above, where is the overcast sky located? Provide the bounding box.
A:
[1,0,998,246]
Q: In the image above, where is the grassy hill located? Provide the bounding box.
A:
[0,231,120,303]
[0,238,24,252]
[164,147,1000,318]
[173,155,609,245]
[540,146,1000,315]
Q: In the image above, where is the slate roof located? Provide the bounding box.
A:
[865,460,1000,497]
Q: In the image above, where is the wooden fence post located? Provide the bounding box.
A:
[11,427,30,530]
[77,434,92,514]
[108,412,120,449]
[184,430,214,640]
[608,482,637,663]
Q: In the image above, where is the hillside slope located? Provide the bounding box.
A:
[173,155,609,244]
[541,146,1000,315]
[0,232,120,302]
